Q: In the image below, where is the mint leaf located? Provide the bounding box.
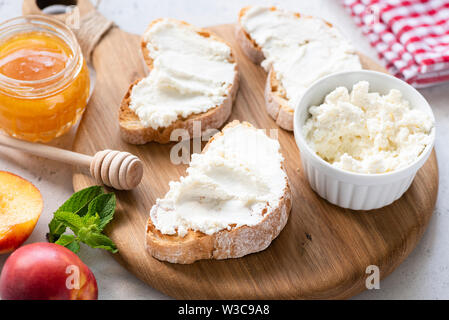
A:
[55,234,80,253]
[66,240,81,253]
[54,211,85,234]
[78,228,118,253]
[87,193,116,231]
[48,186,104,242]
[47,220,67,243]
[56,186,104,216]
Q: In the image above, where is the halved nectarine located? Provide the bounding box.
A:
[0,171,43,254]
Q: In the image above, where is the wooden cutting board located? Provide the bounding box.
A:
[24,0,438,299]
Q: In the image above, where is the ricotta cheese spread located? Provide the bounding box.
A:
[240,6,362,112]
[129,19,236,129]
[150,123,287,237]
[303,81,434,174]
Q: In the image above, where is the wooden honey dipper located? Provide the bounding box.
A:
[0,134,143,190]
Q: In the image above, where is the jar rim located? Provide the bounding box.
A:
[0,15,83,97]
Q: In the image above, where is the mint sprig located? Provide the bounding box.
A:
[48,186,103,242]
[47,186,118,254]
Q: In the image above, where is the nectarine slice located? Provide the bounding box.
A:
[0,171,43,254]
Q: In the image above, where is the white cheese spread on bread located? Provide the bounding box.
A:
[240,6,362,112]
[303,81,434,174]
[129,19,236,129]
[150,123,287,237]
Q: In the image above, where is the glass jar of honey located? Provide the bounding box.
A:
[0,15,90,142]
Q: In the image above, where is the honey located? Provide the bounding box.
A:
[0,16,90,142]
[0,31,69,81]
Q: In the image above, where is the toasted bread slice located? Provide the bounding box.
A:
[237,6,294,131]
[146,121,292,264]
[237,6,361,132]
[119,19,239,145]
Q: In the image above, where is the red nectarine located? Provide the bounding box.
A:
[0,243,98,300]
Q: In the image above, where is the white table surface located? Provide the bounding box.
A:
[0,0,448,300]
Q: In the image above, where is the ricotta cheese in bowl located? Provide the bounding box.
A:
[294,70,436,210]
[303,81,433,174]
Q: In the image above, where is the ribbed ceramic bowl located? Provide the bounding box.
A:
[293,70,436,210]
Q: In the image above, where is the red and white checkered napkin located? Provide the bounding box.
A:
[344,0,449,87]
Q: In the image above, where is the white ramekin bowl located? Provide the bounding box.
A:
[293,70,436,211]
